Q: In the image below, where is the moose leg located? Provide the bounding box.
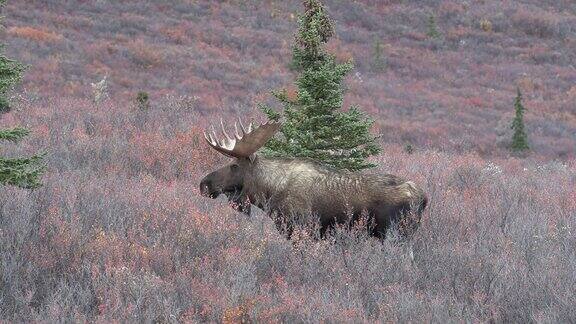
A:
[373,203,408,239]
[395,197,426,238]
[397,210,421,238]
[374,201,425,240]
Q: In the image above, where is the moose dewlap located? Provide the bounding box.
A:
[199,119,427,239]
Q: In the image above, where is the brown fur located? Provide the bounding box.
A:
[200,155,427,239]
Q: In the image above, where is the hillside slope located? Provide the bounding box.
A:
[4,1,576,158]
[1,2,576,322]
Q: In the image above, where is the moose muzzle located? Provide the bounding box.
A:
[199,179,218,199]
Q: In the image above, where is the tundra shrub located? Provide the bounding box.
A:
[480,18,493,32]
[136,91,150,111]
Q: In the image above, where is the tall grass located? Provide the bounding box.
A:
[1,97,574,322]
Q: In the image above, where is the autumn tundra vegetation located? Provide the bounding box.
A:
[1,0,575,322]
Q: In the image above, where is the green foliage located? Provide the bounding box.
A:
[427,14,441,39]
[371,38,386,72]
[0,127,30,142]
[0,127,45,189]
[136,91,150,110]
[0,96,9,113]
[0,51,24,113]
[0,153,45,189]
[404,142,414,154]
[0,0,24,113]
[261,0,381,171]
[510,88,530,152]
[290,0,334,71]
[0,1,44,189]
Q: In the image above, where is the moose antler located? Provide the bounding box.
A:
[204,118,281,158]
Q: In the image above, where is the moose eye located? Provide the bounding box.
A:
[230,164,239,172]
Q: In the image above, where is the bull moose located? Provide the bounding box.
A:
[199,119,427,239]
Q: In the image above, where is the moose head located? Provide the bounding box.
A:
[199,119,280,212]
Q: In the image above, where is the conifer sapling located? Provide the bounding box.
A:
[510,88,530,152]
[261,0,381,171]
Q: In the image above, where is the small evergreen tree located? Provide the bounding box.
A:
[0,0,24,113]
[427,14,441,39]
[0,0,44,188]
[510,88,529,152]
[371,37,386,72]
[261,0,381,171]
[404,142,414,154]
[136,91,150,110]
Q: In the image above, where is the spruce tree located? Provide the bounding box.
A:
[261,0,381,171]
[0,0,44,188]
[510,88,529,152]
[427,14,441,39]
[136,91,150,111]
[0,0,24,113]
[371,37,386,72]
[0,0,22,113]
